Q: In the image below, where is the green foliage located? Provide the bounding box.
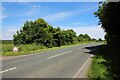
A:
[2,43,46,52]
[2,42,91,56]
[88,44,120,79]
[88,55,110,79]
[91,38,97,42]
[2,44,14,52]
[98,38,102,41]
[13,18,90,47]
[1,40,13,44]
[94,2,120,46]
[2,43,47,55]
[19,44,46,52]
[77,34,91,42]
[13,19,51,45]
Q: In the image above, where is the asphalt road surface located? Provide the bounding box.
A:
[2,43,101,78]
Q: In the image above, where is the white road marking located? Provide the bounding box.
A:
[73,55,92,78]
[47,51,72,59]
[68,51,71,53]
[0,67,16,74]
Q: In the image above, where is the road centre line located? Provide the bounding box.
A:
[47,51,72,59]
[66,50,71,53]
[0,67,16,74]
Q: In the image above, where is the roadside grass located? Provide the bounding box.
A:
[88,55,110,79]
[1,41,99,56]
[87,44,120,79]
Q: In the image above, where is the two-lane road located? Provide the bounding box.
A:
[2,43,101,78]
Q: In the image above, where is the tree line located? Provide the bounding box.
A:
[1,40,13,44]
[13,18,93,47]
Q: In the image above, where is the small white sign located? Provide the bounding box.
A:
[13,47,18,52]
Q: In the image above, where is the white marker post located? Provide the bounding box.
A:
[13,47,18,52]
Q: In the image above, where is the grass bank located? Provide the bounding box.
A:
[1,41,98,56]
[87,44,120,79]
[88,55,110,79]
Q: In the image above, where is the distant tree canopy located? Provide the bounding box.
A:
[91,38,97,42]
[1,40,13,44]
[98,38,102,41]
[13,18,92,47]
[77,34,91,42]
[94,2,120,45]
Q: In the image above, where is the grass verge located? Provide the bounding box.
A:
[88,55,110,79]
[87,44,120,79]
[1,41,98,56]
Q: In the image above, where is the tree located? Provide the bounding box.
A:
[66,29,78,44]
[98,38,102,41]
[13,18,53,47]
[77,34,91,42]
[84,34,91,41]
[94,2,120,46]
[13,18,79,47]
[91,38,97,42]
[95,2,120,79]
[52,27,62,47]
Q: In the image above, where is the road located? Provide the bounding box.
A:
[2,43,100,78]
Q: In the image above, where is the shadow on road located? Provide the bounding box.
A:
[83,45,101,55]
[83,44,120,79]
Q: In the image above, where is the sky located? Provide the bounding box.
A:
[1,2,105,40]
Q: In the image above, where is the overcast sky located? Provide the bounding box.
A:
[1,2,105,40]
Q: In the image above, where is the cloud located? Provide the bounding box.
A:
[0,15,8,20]
[7,7,41,18]
[23,8,39,16]
[32,5,41,8]
[0,6,7,20]
[62,25,105,40]
[2,4,42,19]
[43,11,74,22]
[2,15,8,19]
[43,5,97,23]
[23,5,42,16]
[0,5,6,12]
[2,26,19,40]
[70,22,84,26]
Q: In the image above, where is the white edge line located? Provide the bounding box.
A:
[0,67,16,74]
[73,55,92,78]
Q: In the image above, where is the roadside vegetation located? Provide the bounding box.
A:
[88,55,109,79]
[2,41,96,56]
[1,40,103,56]
[88,1,120,79]
[88,44,119,79]
[88,45,111,79]
[1,18,103,56]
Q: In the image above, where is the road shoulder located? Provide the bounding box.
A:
[75,56,93,78]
